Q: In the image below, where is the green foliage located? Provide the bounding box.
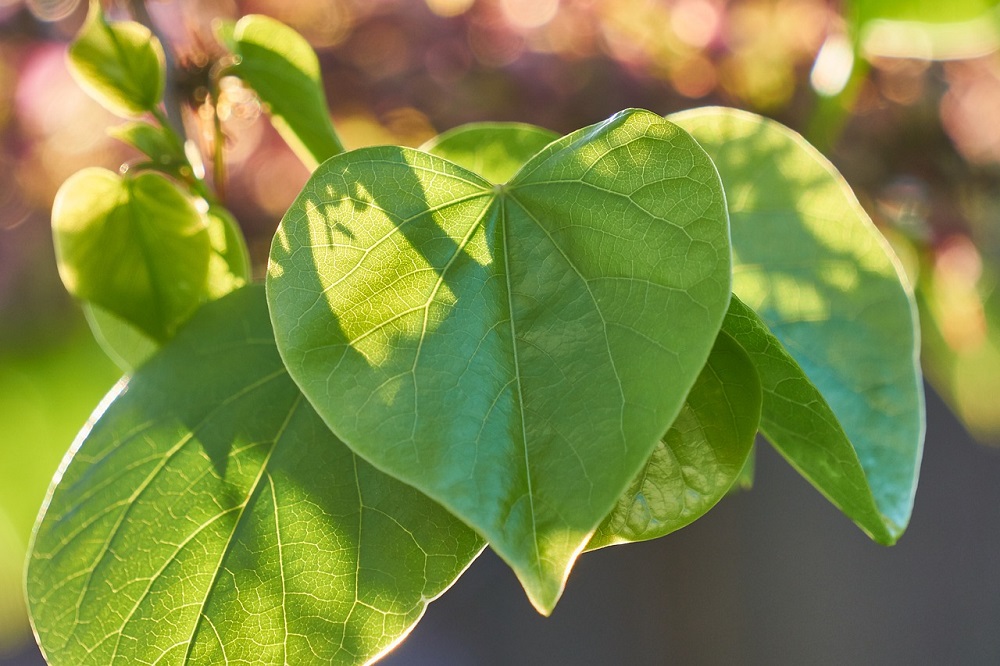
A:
[67,2,164,117]
[674,108,923,540]
[52,168,212,342]
[27,287,484,666]
[588,330,760,549]
[27,11,927,665]
[267,110,732,612]
[217,14,344,169]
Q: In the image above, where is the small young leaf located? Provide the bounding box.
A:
[108,121,185,167]
[221,14,343,169]
[205,206,252,299]
[52,168,211,342]
[587,330,760,550]
[27,286,484,666]
[268,109,731,613]
[421,122,559,184]
[67,1,164,118]
[673,107,924,542]
[79,205,250,373]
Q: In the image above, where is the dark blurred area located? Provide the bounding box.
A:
[2,0,1000,663]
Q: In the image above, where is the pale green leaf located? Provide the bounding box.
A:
[268,108,731,613]
[222,14,343,170]
[674,108,924,543]
[849,0,1000,59]
[108,121,185,167]
[27,286,484,666]
[79,205,251,372]
[588,330,760,550]
[421,122,559,184]
[52,168,211,342]
[67,2,164,118]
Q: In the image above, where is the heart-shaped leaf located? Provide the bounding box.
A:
[52,168,211,342]
[219,14,343,169]
[67,2,164,118]
[81,205,250,372]
[27,286,484,666]
[268,108,731,613]
[427,120,762,543]
[421,122,559,184]
[587,330,760,550]
[674,108,924,542]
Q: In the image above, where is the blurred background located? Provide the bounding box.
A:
[2,0,1000,663]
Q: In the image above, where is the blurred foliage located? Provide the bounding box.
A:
[3,0,1000,656]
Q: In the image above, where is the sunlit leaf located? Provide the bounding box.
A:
[27,286,484,666]
[80,205,251,373]
[108,121,185,168]
[674,108,924,543]
[421,122,559,184]
[849,0,1000,59]
[52,168,211,342]
[588,330,760,550]
[220,14,343,170]
[268,109,731,613]
[67,1,164,118]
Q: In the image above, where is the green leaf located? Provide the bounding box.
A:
[108,121,185,167]
[848,0,1000,59]
[52,168,211,342]
[67,1,164,118]
[79,205,251,372]
[82,303,158,372]
[221,14,343,170]
[205,206,252,299]
[673,108,924,543]
[587,330,760,550]
[421,122,559,184]
[267,108,731,613]
[27,286,484,666]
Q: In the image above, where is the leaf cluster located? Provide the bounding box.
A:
[27,8,924,664]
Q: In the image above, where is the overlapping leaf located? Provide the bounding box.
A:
[588,330,760,550]
[27,286,484,665]
[426,121,760,547]
[52,168,211,342]
[268,109,731,613]
[674,108,924,542]
[422,122,559,184]
[218,14,343,169]
[67,2,164,117]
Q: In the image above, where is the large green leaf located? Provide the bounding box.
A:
[27,286,484,666]
[673,108,924,543]
[67,2,164,118]
[52,168,212,342]
[588,330,760,550]
[80,206,250,373]
[220,14,343,170]
[421,122,559,184]
[268,108,731,613]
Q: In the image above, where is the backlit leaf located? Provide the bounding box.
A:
[268,108,731,613]
[221,14,343,169]
[421,122,559,184]
[52,168,211,342]
[674,108,924,543]
[27,286,484,665]
[67,2,164,118]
